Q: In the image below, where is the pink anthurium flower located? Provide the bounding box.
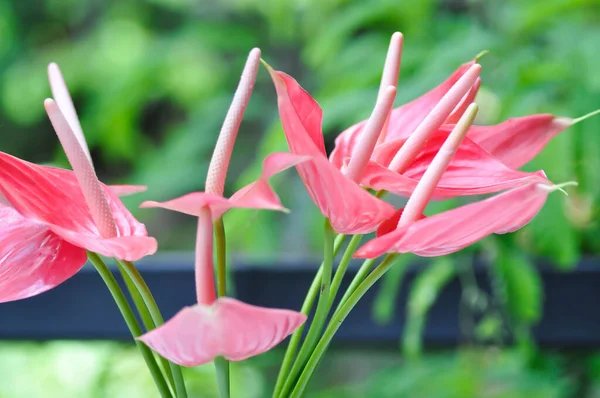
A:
[277,35,549,206]
[138,48,307,366]
[328,45,580,200]
[354,103,564,258]
[138,161,308,365]
[257,33,406,235]
[0,98,157,303]
[329,58,483,169]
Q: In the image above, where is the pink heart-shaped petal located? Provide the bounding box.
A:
[138,298,306,366]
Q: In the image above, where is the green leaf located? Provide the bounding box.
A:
[403,258,456,359]
[494,247,543,325]
[372,254,414,325]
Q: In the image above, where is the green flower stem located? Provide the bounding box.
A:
[290,254,398,397]
[117,259,188,398]
[215,218,228,298]
[278,220,335,398]
[117,263,177,393]
[214,356,230,398]
[214,217,230,398]
[336,258,377,311]
[334,192,386,310]
[87,252,172,398]
[328,234,363,308]
[273,234,347,397]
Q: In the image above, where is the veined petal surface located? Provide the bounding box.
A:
[268,68,395,233]
[0,153,155,261]
[141,152,310,219]
[138,298,306,366]
[362,131,547,198]
[465,114,571,169]
[0,205,87,303]
[355,182,552,258]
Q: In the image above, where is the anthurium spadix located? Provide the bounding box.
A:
[47,62,147,197]
[0,101,157,303]
[138,48,307,366]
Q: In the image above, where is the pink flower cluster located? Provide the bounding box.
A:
[0,33,581,367]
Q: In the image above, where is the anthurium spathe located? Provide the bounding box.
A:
[0,204,87,303]
[329,55,574,172]
[140,296,306,366]
[0,100,157,303]
[355,181,558,258]
[140,152,311,220]
[463,114,574,169]
[265,64,396,234]
[138,48,307,367]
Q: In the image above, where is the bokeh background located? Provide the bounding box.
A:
[1,0,600,396]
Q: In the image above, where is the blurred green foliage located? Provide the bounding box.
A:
[316,349,576,398]
[0,341,268,398]
[2,0,599,261]
[1,0,600,396]
[1,342,598,398]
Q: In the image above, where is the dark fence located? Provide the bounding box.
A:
[1,254,599,347]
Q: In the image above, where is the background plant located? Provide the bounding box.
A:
[1,0,599,396]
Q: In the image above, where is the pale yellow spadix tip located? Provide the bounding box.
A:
[538,181,578,196]
[475,50,490,62]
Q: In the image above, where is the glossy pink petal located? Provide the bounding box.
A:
[0,205,87,303]
[330,60,478,168]
[138,297,306,366]
[141,152,310,219]
[109,185,148,196]
[361,131,548,198]
[267,67,395,233]
[355,181,552,258]
[0,152,156,261]
[465,114,572,169]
